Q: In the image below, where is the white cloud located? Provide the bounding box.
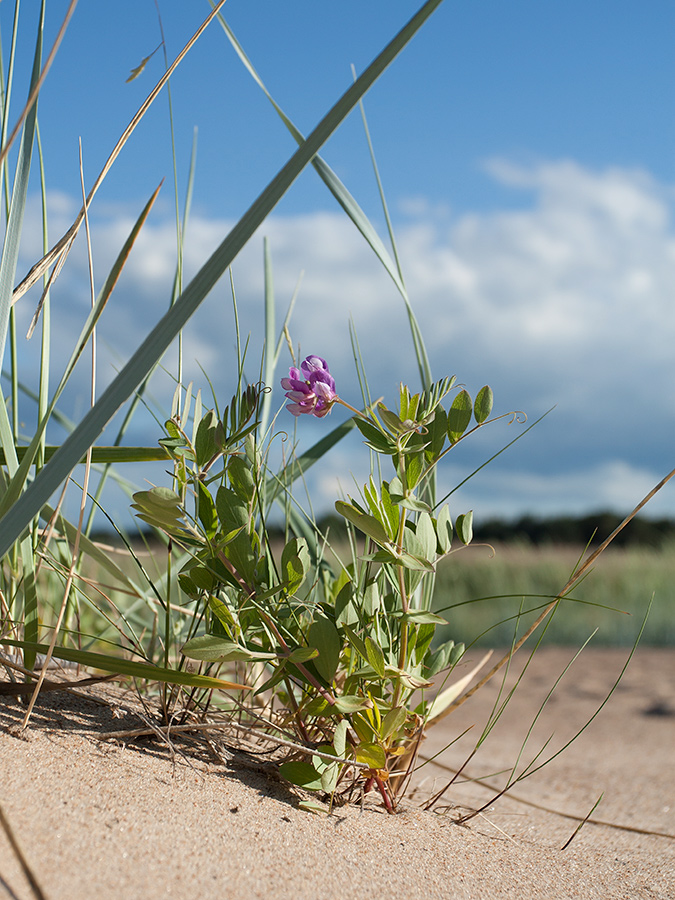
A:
[10,158,675,520]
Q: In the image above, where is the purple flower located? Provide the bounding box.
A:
[281,356,337,418]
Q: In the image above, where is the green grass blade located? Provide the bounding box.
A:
[0,638,250,691]
[0,446,171,466]
[212,7,407,299]
[259,236,275,438]
[0,0,447,559]
[355,88,432,389]
[0,0,44,372]
[0,1,45,668]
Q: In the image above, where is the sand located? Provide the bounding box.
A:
[1,646,673,900]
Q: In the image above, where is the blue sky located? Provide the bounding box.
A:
[3,0,675,524]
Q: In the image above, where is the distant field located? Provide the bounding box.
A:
[432,542,675,647]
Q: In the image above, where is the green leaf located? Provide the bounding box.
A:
[354,417,394,453]
[335,500,390,547]
[400,495,431,513]
[334,694,371,714]
[287,647,320,663]
[424,640,455,678]
[188,565,216,592]
[474,385,494,425]
[388,476,405,501]
[415,510,436,561]
[351,711,377,743]
[399,610,447,625]
[447,390,472,444]
[303,697,331,717]
[182,634,274,662]
[381,706,407,741]
[126,52,155,83]
[195,409,220,467]
[298,800,328,814]
[196,481,217,538]
[228,455,256,503]
[334,582,359,627]
[413,622,436,664]
[215,486,249,541]
[341,624,369,666]
[220,530,258,585]
[281,537,309,594]
[365,636,386,679]
[333,720,348,757]
[449,642,465,665]
[132,485,182,512]
[320,764,340,794]
[363,580,381,617]
[456,510,474,545]
[278,761,323,791]
[307,615,341,683]
[377,403,405,435]
[435,505,453,553]
[379,481,400,538]
[207,594,236,631]
[425,406,448,461]
[355,742,386,769]
[402,452,424,492]
[131,487,191,536]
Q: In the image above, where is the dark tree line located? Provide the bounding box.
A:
[314,511,675,548]
[471,512,675,547]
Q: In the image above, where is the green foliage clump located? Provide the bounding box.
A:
[131,374,507,811]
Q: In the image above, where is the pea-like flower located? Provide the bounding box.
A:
[281,355,337,418]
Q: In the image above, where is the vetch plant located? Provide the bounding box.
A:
[132,353,516,812]
[0,0,670,824]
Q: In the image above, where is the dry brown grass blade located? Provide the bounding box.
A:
[12,0,229,314]
[560,794,604,850]
[440,464,675,716]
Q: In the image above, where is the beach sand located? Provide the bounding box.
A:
[1,647,673,900]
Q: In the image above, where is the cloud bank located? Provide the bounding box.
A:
[13,159,675,521]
